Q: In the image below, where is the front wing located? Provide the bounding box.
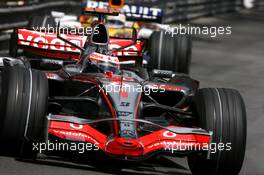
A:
[47,114,212,159]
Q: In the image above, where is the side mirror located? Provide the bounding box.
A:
[109,0,125,9]
[91,24,109,45]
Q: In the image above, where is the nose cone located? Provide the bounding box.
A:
[105,137,144,157]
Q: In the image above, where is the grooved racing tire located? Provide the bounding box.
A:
[0,66,48,157]
[9,15,56,57]
[188,88,247,175]
[29,15,56,28]
[148,31,192,74]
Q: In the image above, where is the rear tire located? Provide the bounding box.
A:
[29,15,56,28]
[9,15,56,57]
[0,66,48,158]
[188,88,247,175]
[148,31,192,74]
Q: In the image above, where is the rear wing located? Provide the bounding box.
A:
[15,28,86,60]
[14,28,145,60]
[83,0,163,23]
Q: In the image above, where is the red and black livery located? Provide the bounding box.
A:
[0,1,246,175]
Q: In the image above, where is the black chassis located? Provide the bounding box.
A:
[0,56,201,138]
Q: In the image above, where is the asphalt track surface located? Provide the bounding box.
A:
[0,10,264,175]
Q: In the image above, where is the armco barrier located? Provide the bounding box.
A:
[0,1,81,54]
[0,0,243,30]
[254,0,264,10]
[0,0,243,55]
[0,1,81,31]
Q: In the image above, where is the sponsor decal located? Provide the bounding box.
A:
[117,111,132,117]
[42,59,64,66]
[51,129,99,144]
[85,0,162,20]
[109,43,139,56]
[90,52,120,64]
[18,29,86,53]
[120,102,130,107]
[17,30,142,57]
[163,131,177,138]
[70,123,84,130]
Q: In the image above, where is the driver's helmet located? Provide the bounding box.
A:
[106,14,126,28]
[89,52,120,74]
[88,22,120,73]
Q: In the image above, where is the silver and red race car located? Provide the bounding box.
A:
[0,1,246,175]
[23,0,192,74]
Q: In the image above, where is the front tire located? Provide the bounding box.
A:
[0,66,48,157]
[188,88,247,175]
[148,31,192,74]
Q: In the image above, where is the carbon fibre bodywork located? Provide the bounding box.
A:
[44,65,211,159]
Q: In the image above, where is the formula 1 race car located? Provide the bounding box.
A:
[21,0,192,74]
[82,0,192,74]
[1,1,246,175]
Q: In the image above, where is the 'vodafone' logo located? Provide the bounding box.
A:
[70,124,83,130]
[163,131,177,138]
[17,29,86,53]
[109,44,139,56]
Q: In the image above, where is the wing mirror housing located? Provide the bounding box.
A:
[91,23,109,46]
